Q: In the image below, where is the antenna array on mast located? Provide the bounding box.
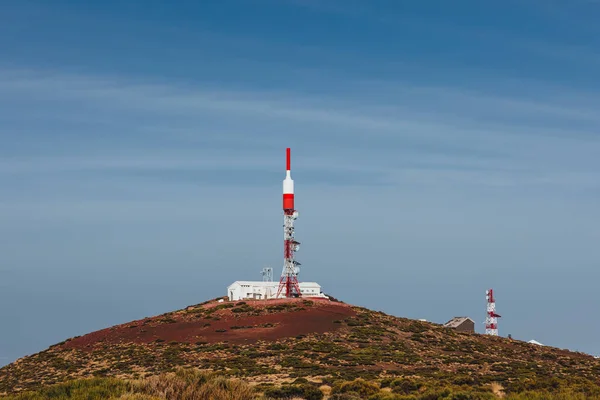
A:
[261,267,273,282]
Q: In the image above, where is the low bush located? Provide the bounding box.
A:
[391,378,423,394]
[232,305,255,313]
[331,378,380,397]
[263,384,323,400]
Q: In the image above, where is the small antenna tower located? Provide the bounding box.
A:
[261,267,273,282]
[485,288,501,336]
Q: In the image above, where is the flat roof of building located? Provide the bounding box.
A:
[228,281,321,288]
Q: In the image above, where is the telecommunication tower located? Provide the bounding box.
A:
[485,288,501,336]
[276,148,302,298]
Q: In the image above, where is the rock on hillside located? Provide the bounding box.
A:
[1,297,599,394]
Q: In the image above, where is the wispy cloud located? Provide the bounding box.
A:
[4,67,599,131]
[0,67,598,190]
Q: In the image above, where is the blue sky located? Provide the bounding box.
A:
[1,0,599,366]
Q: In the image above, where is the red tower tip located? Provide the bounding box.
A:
[286,147,291,171]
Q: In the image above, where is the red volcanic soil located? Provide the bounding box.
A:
[62,298,355,350]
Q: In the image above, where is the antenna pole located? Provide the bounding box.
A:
[485,289,501,336]
[261,267,273,282]
[277,148,301,298]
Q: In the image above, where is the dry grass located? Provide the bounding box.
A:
[0,370,256,400]
[134,369,255,400]
[491,382,506,398]
[4,368,600,400]
[319,385,331,396]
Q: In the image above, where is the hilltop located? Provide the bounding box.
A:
[2,297,600,398]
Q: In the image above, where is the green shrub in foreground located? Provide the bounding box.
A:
[263,383,323,400]
[332,378,380,397]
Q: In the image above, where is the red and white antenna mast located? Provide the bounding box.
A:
[276,148,302,298]
[485,288,501,336]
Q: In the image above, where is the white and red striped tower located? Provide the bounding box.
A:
[485,289,501,336]
[276,148,302,298]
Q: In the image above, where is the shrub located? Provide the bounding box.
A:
[332,378,380,397]
[417,389,452,400]
[446,392,496,400]
[301,385,325,400]
[267,343,286,351]
[232,305,255,313]
[264,384,323,400]
[391,378,423,394]
[329,393,362,400]
[380,377,394,388]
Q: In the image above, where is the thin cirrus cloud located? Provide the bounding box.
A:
[3,67,598,125]
[0,67,598,192]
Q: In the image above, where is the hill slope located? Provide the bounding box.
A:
[2,297,599,395]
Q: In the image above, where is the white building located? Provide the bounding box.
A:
[226,281,327,301]
[528,339,544,346]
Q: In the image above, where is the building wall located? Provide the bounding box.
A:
[299,285,321,296]
[456,319,475,333]
[227,282,325,301]
[228,283,276,301]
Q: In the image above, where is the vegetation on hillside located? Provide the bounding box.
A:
[2,299,599,398]
[1,369,251,400]
[2,368,600,400]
